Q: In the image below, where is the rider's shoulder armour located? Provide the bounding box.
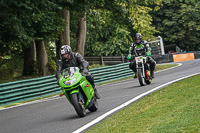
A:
[143,40,147,44]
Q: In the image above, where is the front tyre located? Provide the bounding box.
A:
[71,93,86,117]
[138,69,145,86]
[88,98,98,112]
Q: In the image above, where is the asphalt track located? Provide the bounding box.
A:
[0,59,200,133]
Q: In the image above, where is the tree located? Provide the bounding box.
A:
[23,41,36,76]
[70,0,100,56]
[0,0,64,76]
[60,9,70,46]
[0,0,33,57]
[77,16,86,57]
[83,0,162,56]
[35,41,49,76]
[25,0,64,76]
[152,0,200,51]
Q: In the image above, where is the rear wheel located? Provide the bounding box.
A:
[88,98,98,112]
[145,66,152,85]
[71,93,86,117]
[138,69,145,86]
[145,78,152,84]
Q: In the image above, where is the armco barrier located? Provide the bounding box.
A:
[91,62,133,84]
[0,75,60,106]
[0,62,133,106]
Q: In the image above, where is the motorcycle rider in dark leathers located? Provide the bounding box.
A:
[127,33,156,78]
[55,45,101,99]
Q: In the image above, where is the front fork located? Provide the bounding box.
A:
[137,63,145,78]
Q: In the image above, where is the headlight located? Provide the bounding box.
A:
[63,78,76,86]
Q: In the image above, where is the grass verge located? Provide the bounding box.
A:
[87,74,200,133]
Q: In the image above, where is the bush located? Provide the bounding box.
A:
[0,56,24,83]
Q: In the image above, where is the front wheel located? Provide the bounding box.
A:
[138,69,145,86]
[71,93,86,117]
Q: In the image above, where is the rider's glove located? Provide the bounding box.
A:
[127,54,131,60]
[81,69,89,76]
[147,52,151,56]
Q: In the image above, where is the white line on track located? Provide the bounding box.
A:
[0,96,60,111]
[73,72,200,133]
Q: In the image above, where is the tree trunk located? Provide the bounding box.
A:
[56,39,62,59]
[61,9,70,46]
[35,40,49,76]
[23,41,36,76]
[77,16,86,57]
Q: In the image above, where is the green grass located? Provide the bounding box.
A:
[87,74,200,133]
[89,64,107,69]
[155,64,178,72]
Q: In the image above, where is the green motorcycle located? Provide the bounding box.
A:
[58,67,98,117]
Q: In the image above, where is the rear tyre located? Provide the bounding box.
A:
[145,78,152,84]
[88,98,98,112]
[138,69,145,86]
[71,93,86,117]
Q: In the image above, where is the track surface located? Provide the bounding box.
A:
[0,59,200,133]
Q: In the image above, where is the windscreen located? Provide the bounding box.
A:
[61,67,78,78]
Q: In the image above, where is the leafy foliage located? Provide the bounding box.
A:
[152,0,200,51]
[0,0,162,57]
[128,0,162,39]
[0,56,24,82]
[85,9,132,56]
[82,0,162,56]
[0,0,64,56]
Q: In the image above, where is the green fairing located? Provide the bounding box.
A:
[79,77,94,106]
[59,67,94,107]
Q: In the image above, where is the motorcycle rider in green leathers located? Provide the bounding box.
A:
[127,33,156,78]
[56,45,101,99]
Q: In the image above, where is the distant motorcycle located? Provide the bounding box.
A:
[58,67,98,117]
[134,46,152,86]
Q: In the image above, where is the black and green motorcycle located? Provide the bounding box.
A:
[58,67,98,117]
[134,44,152,86]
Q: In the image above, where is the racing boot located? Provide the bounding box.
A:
[151,71,155,78]
[94,87,101,99]
[134,72,138,78]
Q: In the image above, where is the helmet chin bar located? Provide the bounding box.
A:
[63,54,69,58]
[136,40,141,44]
[62,54,71,61]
